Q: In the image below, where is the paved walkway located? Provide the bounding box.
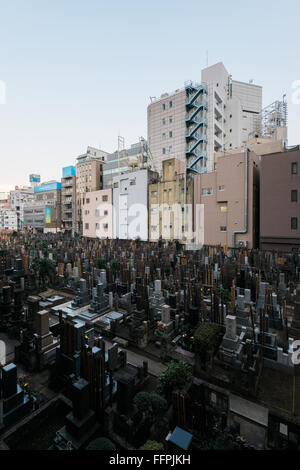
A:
[104,339,167,377]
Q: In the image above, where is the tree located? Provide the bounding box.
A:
[150,393,168,415]
[31,258,55,289]
[194,322,221,356]
[164,264,171,277]
[134,392,168,418]
[193,322,222,368]
[110,258,120,278]
[86,437,116,450]
[156,360,192,400]
[139,440,164,450]
[95,258,106,269]
[134,392,153,416]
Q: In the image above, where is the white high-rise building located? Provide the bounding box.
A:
[10,185,34,229]
[147,62,262,175]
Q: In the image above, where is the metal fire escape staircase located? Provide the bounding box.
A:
[185,82,208,174]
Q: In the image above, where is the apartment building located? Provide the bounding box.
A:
[82,189,113,239]
[148,158,193,243]
[147,62,262,176]
[113,168,157,241]
[10,185,34,229]
[193,149,260,249]
[23,182,62,232]
[76,146,108,234]
[61,166,76,234]
[0,209,18,231]
[260,147,300,252]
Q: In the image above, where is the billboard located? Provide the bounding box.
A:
[62,166,76,178]
[29,174,41,183]
[34,182,61,193]
[45,205,51,224]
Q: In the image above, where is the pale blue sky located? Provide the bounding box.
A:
[0,0,299,191]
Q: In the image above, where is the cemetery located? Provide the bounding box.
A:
[1,231,300,449]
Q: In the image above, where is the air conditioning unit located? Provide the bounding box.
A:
[238,240,248,248]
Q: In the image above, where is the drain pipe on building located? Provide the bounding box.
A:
[232,147,249,248]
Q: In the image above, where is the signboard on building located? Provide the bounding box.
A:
[45,206,51,224]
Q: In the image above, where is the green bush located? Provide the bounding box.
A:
[156,360,192,400]
[139,440,164,450]
[86,437,116,450]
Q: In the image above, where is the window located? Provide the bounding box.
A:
[103,223,108,229]
[291,190,298,202]
[162,148,166,155]
[130,178,136,185]
[162,118,166,125]
[95,223,99,229]
[162,133,166,140]
[104,210,108,215]
[169,145,172,153]
[95,209,100,216]
[202,187,213,195]
[220,205,227,212]
[169,116,173,123]
[113,182,119,188]
[292,162,297,174]
[151,191,157,197]
[291,217,298,230]
[102,195,108,202]
[151,225,157,232]
[218,185,225,191]
[162,103,166,111]
[169,131,173,138]
[220,226,227,232]
[85,223,89,229]
[86,198,90,203]
[169,100,172,108]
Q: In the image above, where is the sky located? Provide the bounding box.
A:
[0,0,299,192]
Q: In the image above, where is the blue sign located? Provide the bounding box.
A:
[29,174,41,183]
[34,182,61,193]
[62,166,76,178]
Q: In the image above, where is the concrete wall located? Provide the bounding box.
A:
[260,149,300,251]
[194,150,259,248]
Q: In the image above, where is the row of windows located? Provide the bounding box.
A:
[162,131,173,139]
[162,116,173,125]
[162,101,172,110]
[162,146,172,155]
[85,223,109,230]
[85,195,109,203]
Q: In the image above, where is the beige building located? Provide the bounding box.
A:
[193,149,260,249]
[148,158,193,243]
[147,62,263,176]
[82,189,113,239]
[76,146,108,233]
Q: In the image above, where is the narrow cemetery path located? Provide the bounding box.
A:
[104,339,167,377]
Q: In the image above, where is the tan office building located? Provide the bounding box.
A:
[148,158,193,243]
[76,146,107,233]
